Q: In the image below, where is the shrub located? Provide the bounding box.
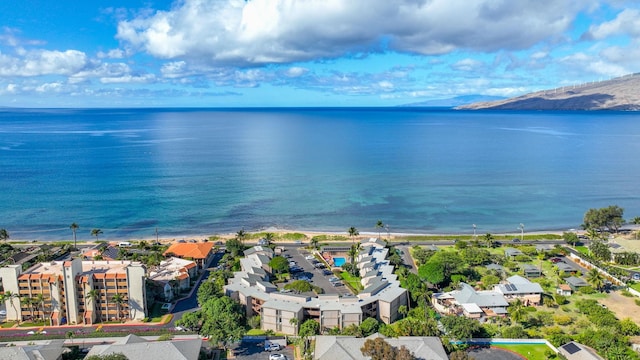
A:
[620,290,633,297]
[579,286,595,294]
[554,294,567,305]
[554,314,574,326]
[635,299,640,306]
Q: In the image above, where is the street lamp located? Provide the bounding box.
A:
[519,223,525,241]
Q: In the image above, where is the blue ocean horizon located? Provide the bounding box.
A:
[1,107,639,241]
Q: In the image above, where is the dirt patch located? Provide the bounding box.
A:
[599,290,640,325]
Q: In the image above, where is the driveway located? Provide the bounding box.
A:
[233,338,293,360]
[468,347,525,360]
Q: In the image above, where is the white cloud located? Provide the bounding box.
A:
[97,49,126,59]
[585,9,640,40]
[116,0,585,66]
[451,58,485,72]
[100,73,156,84]
[0,49,87,77]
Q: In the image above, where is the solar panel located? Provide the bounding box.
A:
[511,285,517,291]
[563,342,581,355]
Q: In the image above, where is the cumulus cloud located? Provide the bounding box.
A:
[583,8,640,40]
[116,0,585,66]
[0,49,88,77]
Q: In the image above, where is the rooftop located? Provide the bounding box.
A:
[163,242,214,259]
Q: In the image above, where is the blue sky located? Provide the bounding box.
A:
[1,0,639,107]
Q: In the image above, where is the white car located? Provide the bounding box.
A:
[265,343,281,351]
[269,354,287,360]
[329,276,340,282]
[27,331,35,335]
[0,310,6,316]
[305,255,315,260]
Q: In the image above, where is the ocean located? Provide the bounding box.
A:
[1,107,639,240]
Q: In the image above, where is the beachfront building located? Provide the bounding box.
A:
[433,275,544,318]
[0,258,147,325]
[224,238,408,335]
[494,275,543,306]
[148,257,197,301]
[163,242,215,270]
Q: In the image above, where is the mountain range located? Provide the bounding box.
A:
[457,73,640,111]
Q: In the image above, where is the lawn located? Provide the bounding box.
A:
[630,283,640,292]
[492,343,552,360]
[339,271,364,292]
[575,246,589,256]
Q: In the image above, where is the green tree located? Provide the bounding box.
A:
[298,318,320,337]
[310,237,320,250]
[0,228,9,242]
[508,299,527,325]
[483,233,495,248]
[584,205,625,233]
[87,289,99,323]
[375,220,384,240]
[176,311,202,332]
[197,280,222,306]
[284,280,313,294]
[91,228,103,241]
[440,315,482,340]
[418,261,445,288]
[361,337,397,360]
[563,231,579,246]
[263,232,275,246]
[21,296,35,321]
[199,296,246,349]
[269,256,290,277]
[235,229,247,248]
[225,238,244,257]
[66,330,75,344]
[111,293,125,321]
[348,243,360,276]
[348,226,359,244]
[586,268,605,291]
[289,317,299,334]
[70,223,79,250]
[359,317,379,336]
[589,240,611,262]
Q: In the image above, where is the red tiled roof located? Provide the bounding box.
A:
[163,242,214,259]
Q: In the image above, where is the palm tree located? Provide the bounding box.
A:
[310,237,319,251]
[586,268,605,291]
[509,299,527,325]
[33,293,45,321]
[0,228,9,242]
[21,297,35,321]
[3,291,19,322]
[86,289,99,324]
[264,232,275,246]
[236,229,247,248]
[586,228,601,242]
[289,317,299,335]
[70,223,79,250]
[348,243,359,276]
[483,233,495,248]
[348,226,359,244]
[375,220,384,240]
[112,293,125,321]
[91,228,103,242]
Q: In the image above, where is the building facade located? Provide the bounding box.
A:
[1,258,147,325]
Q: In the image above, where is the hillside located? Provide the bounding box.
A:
[458,73,640,111]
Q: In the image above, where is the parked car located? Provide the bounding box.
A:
[0,310,6,316]
[305,255,315,260]
[314,263,325,269]
[265,343,281,351]
[322,269,333,276]
[332,281,344,287]
[550,257,562,263]
[269,354,287,360]
[633,273,640,281]
[289,261,296,267]
[512,238,521,243]
[329,276,340,282]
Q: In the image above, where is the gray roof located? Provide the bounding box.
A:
[314,333,448,360]
[556,262,575,272]
[0,339,65,360]
[86,337,202,360]
[523,264,541,272]
[504,248,523,257]
[361,279,389,295]
[454,283,509,308]
[566,276,589,287]
[485,263,504,271]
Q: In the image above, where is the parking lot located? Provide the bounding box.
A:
[282,248,353,297]
[233,338,293,360]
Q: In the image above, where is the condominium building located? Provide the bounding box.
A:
[224,239,408,335]
[0,258,147,325]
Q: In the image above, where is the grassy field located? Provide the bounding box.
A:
[492,343,551,360]
[340,271,364,292]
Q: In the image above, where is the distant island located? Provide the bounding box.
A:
[458,73,640,111]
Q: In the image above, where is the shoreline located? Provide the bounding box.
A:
[4,226,581,244]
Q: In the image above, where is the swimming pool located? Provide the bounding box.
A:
[333,257,346,267]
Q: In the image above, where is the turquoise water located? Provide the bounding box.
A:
[1,108,640,240]
[334,257,346,267]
